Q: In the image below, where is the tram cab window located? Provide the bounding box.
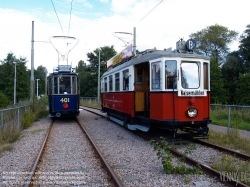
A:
[151,62,162,89]
[109,75,113,91]
[123,69,129,90]
[115,73,120,91]
[165,60,177,89]
[59,77,71,94]
[181,62,199,89]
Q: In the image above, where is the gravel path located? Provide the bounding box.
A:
[79,110,226,187]
[33,119,112,187]
[0,117,51,186]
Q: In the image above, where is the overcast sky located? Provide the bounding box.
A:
[0,0,249,74]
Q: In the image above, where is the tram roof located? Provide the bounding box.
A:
[102,49,210,77]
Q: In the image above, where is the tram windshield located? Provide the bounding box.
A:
[53,76,77,94]
[180,62,199,89]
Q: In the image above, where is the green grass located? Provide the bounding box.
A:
[211,155,250,186]
[210,106,250,131]
[207,129,250,155]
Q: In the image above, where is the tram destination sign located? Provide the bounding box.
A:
[178,89,207,96]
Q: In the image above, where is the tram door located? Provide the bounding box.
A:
[134,62,149,116]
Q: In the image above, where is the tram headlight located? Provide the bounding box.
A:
[187,107,198,118]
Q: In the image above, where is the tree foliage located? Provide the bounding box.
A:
[239,24,250,72]
[77,46,117,97]
[235,73,250,105]
[34,65,47,95]
[0,53,29,103]
[221,55,245,104]
[0,92,10,108]
[190,24,238,63]
[210,58,228,103]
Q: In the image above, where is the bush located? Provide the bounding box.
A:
[0,92,10,109]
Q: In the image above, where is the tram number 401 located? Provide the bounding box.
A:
[60,98,70,103]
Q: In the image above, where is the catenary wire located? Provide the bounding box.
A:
[68,0,73,36]
[50,0,65,35]
[135,0,163,26]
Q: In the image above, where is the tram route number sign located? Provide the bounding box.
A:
[186,39,196,50]
[60,98,70,102]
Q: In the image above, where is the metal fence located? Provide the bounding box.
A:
[0,105,31,130]
[210,104,250,133]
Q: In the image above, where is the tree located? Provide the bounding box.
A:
[235,73,250,105]
[34,65,47,95]
[77,46,117,97]
[210,58,228,103]
[221,54,245,104]
[190,24,238,63]
[0,53,30,103]
[0,92,10,108]
[239,24,250,72]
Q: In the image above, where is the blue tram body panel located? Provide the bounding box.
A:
[52,95,78,111]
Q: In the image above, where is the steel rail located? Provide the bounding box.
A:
[168,147,249,187]
[76,118,123,187]
[24,119,54,187]
[194,139,250,161]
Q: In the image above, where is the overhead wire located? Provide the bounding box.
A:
[68,0,73,36]
[50,0,65,35]
[135,0,163,26]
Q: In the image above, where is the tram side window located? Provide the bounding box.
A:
[109,75,113,91]
[123,69,129,90]
[165,60,177,89]
[151,62,162,89]
[203,63,208,89]
[104,77,107,92]
[47,77,51,95]
[101,78,104,92]
[115,73,120,91]
[72,77,76,94]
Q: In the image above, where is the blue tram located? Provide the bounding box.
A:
[47,65,80,117]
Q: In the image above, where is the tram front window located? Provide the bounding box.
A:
[181,62,199,89]
[165,60,177,89]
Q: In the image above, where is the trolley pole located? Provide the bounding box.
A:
[133,27,136,55]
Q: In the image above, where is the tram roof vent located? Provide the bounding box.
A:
[176,38,197,53]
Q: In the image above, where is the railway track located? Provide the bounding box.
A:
[82,106,250,187]
[24,117,122,187]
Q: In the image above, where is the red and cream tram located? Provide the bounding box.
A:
[101,39,211,136]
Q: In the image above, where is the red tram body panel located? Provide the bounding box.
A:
[102,92,135,117]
